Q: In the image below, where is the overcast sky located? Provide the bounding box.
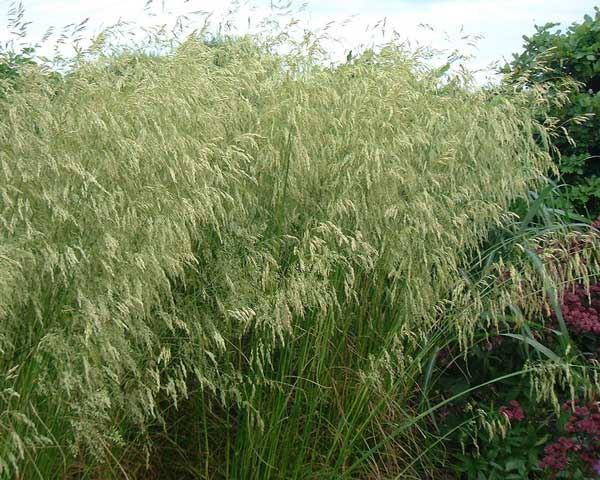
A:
[1,0,598,82]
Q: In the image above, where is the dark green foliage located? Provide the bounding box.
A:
[453,420,547,480]
[505,8,600,219]
[0,46,35,94]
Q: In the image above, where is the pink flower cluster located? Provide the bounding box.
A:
[564,403,600,436]
[540,437,578,471]
[556,283,600,334]
[499,400,525,423]
[540,400,600,476]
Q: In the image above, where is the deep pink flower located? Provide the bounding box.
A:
[500,400,525,423]
[543,400,600,475]
[553,282,600,334]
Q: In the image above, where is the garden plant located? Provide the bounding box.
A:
[1,2,599,479]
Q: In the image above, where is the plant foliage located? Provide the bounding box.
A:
[505,8,600,219]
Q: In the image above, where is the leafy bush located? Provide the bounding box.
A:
[0,47,34,80]
[505,8,600,219]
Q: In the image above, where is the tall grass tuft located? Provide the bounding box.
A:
[0,8,587,479]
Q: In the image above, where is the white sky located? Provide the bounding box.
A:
[1,0,598,82]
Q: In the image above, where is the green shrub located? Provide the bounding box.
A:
[504,8,600,219]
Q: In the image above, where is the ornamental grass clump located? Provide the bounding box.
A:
[0,9,584,479]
